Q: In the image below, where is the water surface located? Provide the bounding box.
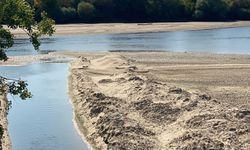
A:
[7,26,250,55]
[0,63,88,150]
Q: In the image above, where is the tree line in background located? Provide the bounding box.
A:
[20,0,250,23]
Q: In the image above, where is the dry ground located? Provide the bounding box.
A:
[69,52,250,150]
[7,21,250,37]
[122,52,250,109]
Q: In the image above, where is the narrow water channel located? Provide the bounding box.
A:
[0,63,89,150]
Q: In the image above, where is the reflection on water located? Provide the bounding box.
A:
[0,63,88,150]
[7,26,250,55]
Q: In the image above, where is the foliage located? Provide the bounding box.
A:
[0,0,55,61]
[182,0,197,19]
[59,0,74,7]
[34,0,62,22]
[61,7,77,23]
[117,0,147,21]
[93,0,115,22]
[194,0,229,20]
[236,0,250,19]
[27,0,250,23]
[0,0,55,100]
[0,77,32,100]
[77,1,96,21]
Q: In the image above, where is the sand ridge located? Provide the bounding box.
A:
[69,54,250,150]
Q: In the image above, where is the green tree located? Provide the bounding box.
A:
[194,0,229,20]
[128,0,148,21]
[93,0,116,22]
[0,0,55,100]
[228,0,250,20]
[61,7,77,23]
[34,0,62,22]
[146,0,185,21]
[58,0,74,7]
[77,1,96,22]
[113,0,130,21]
[182,0,197,19]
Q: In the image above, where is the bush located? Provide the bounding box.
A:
[146,0,185,21]
[194,0,229,20]
[231,0,250,19]
[61,7,77,22]
[239,8,250,19]
[77,1,96,21]
[37,0,62,22]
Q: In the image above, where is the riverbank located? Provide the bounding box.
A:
[0,94,11,150]
[69,52,250,149]
[1,51,250,149]
[9,21,250,37]
[0,53,73,66]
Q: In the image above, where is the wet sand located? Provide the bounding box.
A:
[7,21,250,37]
[68,52,250,150]
[0,53,73,66]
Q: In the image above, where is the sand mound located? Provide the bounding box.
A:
[90,54,129,70]
[69,54,250,150]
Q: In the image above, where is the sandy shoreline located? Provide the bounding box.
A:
[68,52,250,149]
[7,21,250,37]
[1,51,250,149]
[71,103,93,150]
[0,53,75,66]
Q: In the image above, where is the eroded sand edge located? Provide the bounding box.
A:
[69,54,250,150]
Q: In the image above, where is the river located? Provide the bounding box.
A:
[6,26,250,56]
[1,26,250,150]
[0,63,89,150]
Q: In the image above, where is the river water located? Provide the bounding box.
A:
[1,26,250,150]
[0,63,88,150]
[6,26,250,56]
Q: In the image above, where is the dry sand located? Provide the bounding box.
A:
[1,51,250,150]
[7,21,250,37]
[69,52,250,150]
